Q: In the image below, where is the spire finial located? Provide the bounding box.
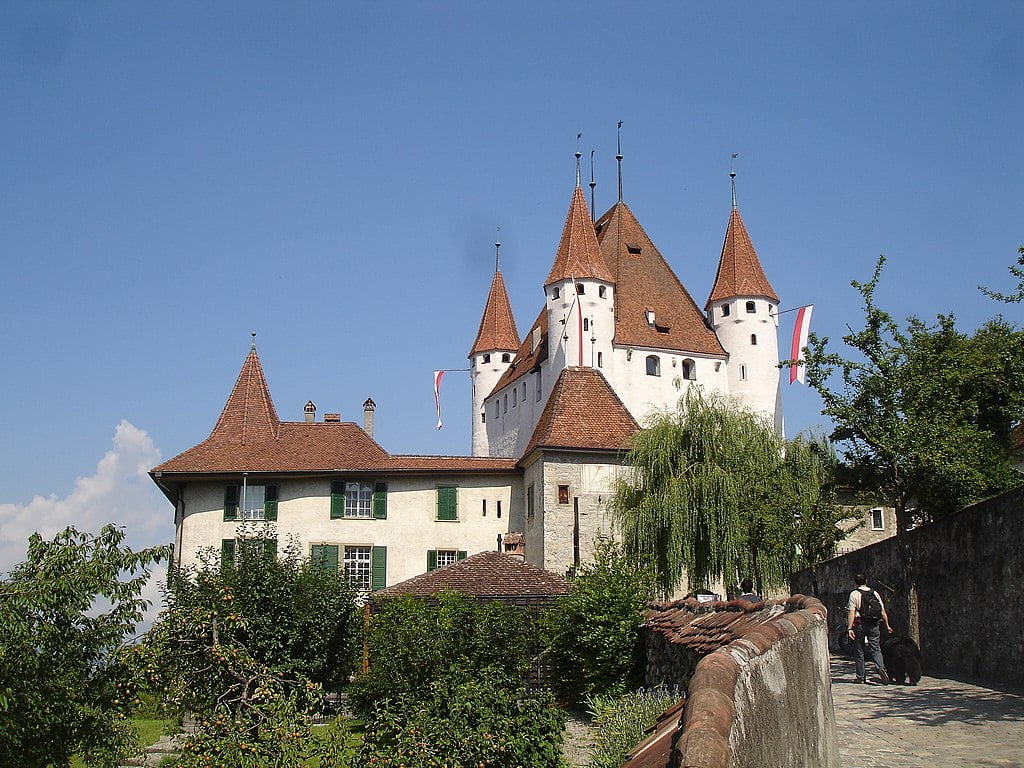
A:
[495,226,501,272]
[575,133,582,187]
[616,121,623,202]
[250,331,257,351]
[589,149,596,220]
[730,153,738,209]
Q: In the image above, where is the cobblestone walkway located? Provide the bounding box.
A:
[830,655,1024,767]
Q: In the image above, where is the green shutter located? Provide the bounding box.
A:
[330,481,345,519]
[264,485,279,521]
[221,538,235,567]
[311,544,339,572]
[373,482,388,519]
[437,487,458,521]
[457,550,467,561]
[427,550,437,571]
[223,485,238,521]
[371,546,387,591]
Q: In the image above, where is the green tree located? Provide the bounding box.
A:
[979,246,1024,303]
[0,525,169,768]
[541,541,656,704]
[611,388,820,596]
[801,255,1024,638]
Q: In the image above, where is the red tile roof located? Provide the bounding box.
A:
[595,202,725,356]
[375,551,570,598]
[705,208,779,308]
[209,348,281,443]
[521,367,639,458]
[490,307,548,395]
[544,186,614,287]
[469,269,520,356]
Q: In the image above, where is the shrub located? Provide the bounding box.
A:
[586,686,681,768]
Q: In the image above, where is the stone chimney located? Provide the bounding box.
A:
[362,398,376,437]
[304,400,316,423]
[323,413,341,423]
[503,532,525,559]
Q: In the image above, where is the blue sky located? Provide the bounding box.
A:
[1,2,1022,572]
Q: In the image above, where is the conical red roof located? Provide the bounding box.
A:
[469,269,520,356]
[208,348,280,444]
[544,186,613,287]
[705,208,779,308]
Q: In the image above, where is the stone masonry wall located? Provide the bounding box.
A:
[791,487,1024,683]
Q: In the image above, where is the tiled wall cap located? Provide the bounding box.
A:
[675,726,730,768]
[689,654,739,696]
[773,616,800,636]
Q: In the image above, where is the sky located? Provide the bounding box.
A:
[2,2,1022,581]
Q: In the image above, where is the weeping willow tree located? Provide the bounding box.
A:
[611,389,827,597]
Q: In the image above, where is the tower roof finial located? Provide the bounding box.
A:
[250,330,257,351]
[589,149,596,220]
[495,226,501,272]
[616,121,624,202]
[730,153,738,210]
[575,133,582,187]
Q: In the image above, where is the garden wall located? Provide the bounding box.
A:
[790,486,1024,683]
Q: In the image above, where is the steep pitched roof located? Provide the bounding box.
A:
[595,202,725,356]
[209,348,281,443]
[521,367,639,458]
[705,207,779,308]
[490,307,548,395]
[375,550,570,598]
[544,186,614,287]
[468,269,520,356]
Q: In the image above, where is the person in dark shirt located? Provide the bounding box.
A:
[737,578,762,603]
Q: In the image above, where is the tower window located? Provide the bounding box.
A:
[681,358,696,380]
[512,389,517,407]
[480,412,485,423]
[740,365,748,380]
[646,355,661,377]
[746,301,756,313]
[552,287,560,300]
[583,318,589,332]
[497,500,502,518]
[597,351,603,368]
[536,371,542,401]
[482,499,487,517]
[501,353,511,363]
[503,394,507,413]
[751,334,758,345]
[599,286,607,298]
[494,401,499,418]
[482,353,491,363]
[576,283,585,295]
[721,303,731,317]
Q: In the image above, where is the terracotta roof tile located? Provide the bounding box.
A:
[705,208,779,308]
[209,349,281,443]
[521,367,639,458]
[469,269,520,356]
[544,186,614,287]
[491,307,548,395]
[595,202,725,356]
[375,551,570,598]
[386,455,518,472]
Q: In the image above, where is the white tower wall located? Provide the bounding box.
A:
[471,351,513,456]
[709,297,782,428]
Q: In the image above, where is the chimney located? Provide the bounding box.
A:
[324,413,341,423]
[304,400,316,423]
[362,397,376,437]
[503,532,525,559]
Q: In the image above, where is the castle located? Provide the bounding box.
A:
[151,166,782,590]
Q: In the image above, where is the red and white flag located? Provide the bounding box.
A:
[789,305,814,385]
[433,370,445,429]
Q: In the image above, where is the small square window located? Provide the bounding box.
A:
[558,485,570,505]
[721,303,731,317]
[435,550,459,568]
[745,301,756,313]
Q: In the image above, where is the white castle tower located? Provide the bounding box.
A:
[705,175,783,431]
[468,252,520,457]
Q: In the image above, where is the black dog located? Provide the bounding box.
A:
[882,634,922,685]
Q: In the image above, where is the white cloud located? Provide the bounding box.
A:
[0,420,174,627]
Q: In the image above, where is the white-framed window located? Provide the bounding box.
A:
[871,508,885,530]
[345,482,373,519]
[646,355,661,376]
[240,484,266,520]
[435,550,459,569]
[344,545,373,592]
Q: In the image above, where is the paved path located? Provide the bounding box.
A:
[830,655,1024,767]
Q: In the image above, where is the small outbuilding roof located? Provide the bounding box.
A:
[374,551,570,599]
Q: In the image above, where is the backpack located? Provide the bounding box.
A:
[859,589,882,621]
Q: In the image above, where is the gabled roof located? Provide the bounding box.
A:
[469,269,520,356]
[375,551,570,598]
[595,202,725,356]
[490,307,548,395]
[521,367,639,458]
[705,207,779,308]
[209,347,281,443]
[544,186,614,287]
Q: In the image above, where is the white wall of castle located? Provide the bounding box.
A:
[174,475,519,587]
[470,351,515,456]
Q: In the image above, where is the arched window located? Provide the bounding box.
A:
[745,301,756,313]
[681,358,696,380]
[646,355,661,377]
[501,353,511,363]
[751,334,758,345]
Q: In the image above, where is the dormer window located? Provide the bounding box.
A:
[746,301,756,313]
[645,309,655,326]
[598,285,607,298]
[626,243,642,255]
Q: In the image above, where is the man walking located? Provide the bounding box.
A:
[847,573,890,684]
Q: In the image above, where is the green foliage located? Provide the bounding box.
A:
[353,676,564,768]
[348,591,537,717]
[611,388,830,595]
[802,255,1024,527]
[541,541,655,704]
[585,686,681,768]
[0,525,169,768]
[979,246,1024,303]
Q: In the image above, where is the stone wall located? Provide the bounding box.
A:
[791,487,1024,683]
